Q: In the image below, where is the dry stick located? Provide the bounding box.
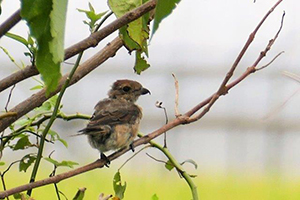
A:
[0,37,123,133]
[0,0,157,93]
[0,9,21,39]
[256,51,284,71]
[4,85,16,112]
[172,73,180,117]
[185,0,284,118]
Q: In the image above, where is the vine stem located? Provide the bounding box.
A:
[139,133,199,200]
[26,52,84,196]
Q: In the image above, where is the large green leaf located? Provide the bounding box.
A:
[152,0,181,37]
[20,0,68,95]
[109,0,150,74]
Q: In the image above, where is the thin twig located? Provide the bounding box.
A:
[147,137,198,200]
[146,153,168,165]
[5,85,16,112]
[256,51,284,71]
[187,3,285,122]
[94,11,113,32]
[118,145,150,171]
[172,74,180,117]
[155,101,168,148]
[0,160,22,200]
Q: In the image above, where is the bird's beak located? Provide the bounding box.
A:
[141,88,151,95]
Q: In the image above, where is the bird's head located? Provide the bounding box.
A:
[108,79,150,102]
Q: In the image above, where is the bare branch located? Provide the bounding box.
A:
[256,51,284,71]
[185,0,284,118]
[0,10,21,39]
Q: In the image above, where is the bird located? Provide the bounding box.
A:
[78,79,150,165]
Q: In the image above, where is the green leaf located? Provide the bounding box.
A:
[47,129,68,147]
[109,0,151,74]
[14,118,30,126]
[30,85,44,91]
[78,3,107,32]
[0,161,5,166]
[35,101,52,112]
[13,193,22,199]
[109,0,149,49]
[44,157,78,168]
[48,95,58,108]
[58,138,68,148]
[180,159,198,169]
[20,0,68,95]
[72,187,86,200]
[151,194,159,200]
[134,50,150,74]
[5,32,29,47]
[152,0,181,37]
[164,160,174,171]
[13,135,32,150]
[19,154,36,172]
[13,193,31,200]
[119,26,140,52]
[0,46,15,63]
[113,171,126,199]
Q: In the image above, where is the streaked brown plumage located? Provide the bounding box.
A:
[79,79,150,164]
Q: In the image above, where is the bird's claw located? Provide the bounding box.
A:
[100,153,110,167]
[130,143,135,152]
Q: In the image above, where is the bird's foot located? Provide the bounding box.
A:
[129,143,135,152]
[100,153,110,167]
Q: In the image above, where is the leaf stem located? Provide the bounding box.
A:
[27,52,84,196]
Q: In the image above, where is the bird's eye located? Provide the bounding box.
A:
[122,86,131,92]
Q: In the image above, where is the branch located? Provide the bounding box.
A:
[0,0,156,93]
[0,37,123,133]
[185,0,284,118]
[187,10,285,123]
[0,9,21,39]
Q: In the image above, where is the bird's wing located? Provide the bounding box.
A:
[79,98,141,134]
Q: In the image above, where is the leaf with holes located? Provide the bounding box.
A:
[113,171,127,199]
[19,154,36,172]
[13,135,32,150]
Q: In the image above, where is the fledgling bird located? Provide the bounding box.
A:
[79,79,150,165]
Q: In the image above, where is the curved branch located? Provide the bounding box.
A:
[0,9,21,39]
[0,37,123,133]
[0,0,156,93]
